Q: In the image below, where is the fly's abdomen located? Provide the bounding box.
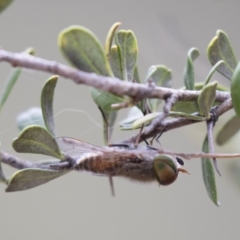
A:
[74,153,121,176]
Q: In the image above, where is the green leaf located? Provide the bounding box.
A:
[16,107,45,131]
[119,106,143,130]
[109,45,124,80]
[216,115,240,146]
[0,67,21,113]
[0,0,13,13]
[58,25,113,76]
[91,46,124,112]
[231,62,240,117]
[171,101,197,114]
[91,88,123,113]
[184,48,200,90]
[130,110,204,129]
[59,26,124,113]
[169,111,205,121]
[207,30,237,80]
[204,60,224,85]
[197,81,217,118]
[12,126,63,159]
[133,65,141,83]
[105,22,121,58]
[201,135,219,206]
[145,65,172,111]
[115,30,138,81]
[6,168,69,192]
[0,47,34,114]
[132,112,160,129]
[41,75,58,137]
[171,82,227,113]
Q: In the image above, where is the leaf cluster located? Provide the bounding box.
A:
[0,1,240,206]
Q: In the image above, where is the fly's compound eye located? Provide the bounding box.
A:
[153,155,179,186]
[176,157,184,166]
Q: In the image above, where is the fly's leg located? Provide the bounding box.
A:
[141,136,158,151]
[152,128,166,150]
[134,124,144,148]
[98,106,115,197]
[155,132,163,150]
[108,143,130,148]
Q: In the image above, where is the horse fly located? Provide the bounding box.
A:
[55,137,188,189]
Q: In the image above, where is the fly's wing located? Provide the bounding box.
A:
[56,137,107,159]
[56,137,133,161]
[56,137,140,161]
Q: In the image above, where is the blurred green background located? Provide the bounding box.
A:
[0,1,239,239]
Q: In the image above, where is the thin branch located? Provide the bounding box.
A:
[0,49,230,103]
[1,151,55,170]
[215,98,232,116]
[145,93,178,134]
[156,150,240,160]
[123,98,233,144]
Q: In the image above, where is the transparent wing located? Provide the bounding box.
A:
[56,137,141,161]
[56,137,108,158]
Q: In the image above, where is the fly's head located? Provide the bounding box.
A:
[153,155,189,186]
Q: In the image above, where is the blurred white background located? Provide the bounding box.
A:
[0,1,239,239]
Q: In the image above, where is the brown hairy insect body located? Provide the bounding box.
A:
[56,137,187,186]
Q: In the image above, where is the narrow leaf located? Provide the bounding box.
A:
[184,48,200,90]
[41,75,58,136]
[0,47,34,113]
[115,30,138,81]
[216,115,240,146]
[0,67,21,113]
[145,65,172,111]
[197,81,217,118]
[201,135,220,206]
[119,106,143,130]
[133,66,141,83]
[90,46,124,112]
[231,62,240,117]
[16,107,45,131]
[0,0,13,13]
[58,25,113,76]
[207,30,237,80]
[6,168,69,192]
[105,22,121,57]
[204,60,224,85]
[132,112,160,129]
[12,126,63,159]
[172,82,228,113]
[169,111,205,121]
